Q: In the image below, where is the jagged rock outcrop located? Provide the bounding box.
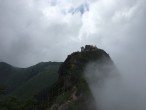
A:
[47,45,114,110]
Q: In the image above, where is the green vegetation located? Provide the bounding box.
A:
[11,63,61,98]
[0,85,6,95]
[55,91,71,104]
[0,62,62,110]
[0,96,37,110]
[0,62,61,98]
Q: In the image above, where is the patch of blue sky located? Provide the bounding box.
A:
[48,0,58,6]
[74,3,89,14]
[67,3,89,15]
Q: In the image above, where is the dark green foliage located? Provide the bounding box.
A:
[0,96,37,110]
[12,63,61,98]
[55,91,71,104]
[0,85,37,110]
[0,62,62,110]
[0,62,62,98]
[0,85,6,95]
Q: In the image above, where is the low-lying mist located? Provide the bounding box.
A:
[84,59,146,110]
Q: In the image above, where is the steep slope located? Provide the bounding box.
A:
[46,45,115,110]
[0,62,62,98]
[11,62,61,98]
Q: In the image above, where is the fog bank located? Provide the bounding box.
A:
[85,59,146,110]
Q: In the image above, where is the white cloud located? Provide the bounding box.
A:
[0,0,146,68]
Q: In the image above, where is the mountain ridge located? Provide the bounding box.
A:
[0,45,117,110]
[45,45,114,110]
[0,61,62,98]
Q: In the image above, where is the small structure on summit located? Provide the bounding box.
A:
[81,45,97,52]
[81,46,84,52]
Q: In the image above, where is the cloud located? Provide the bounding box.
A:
[82,1,146,109]
[0,0,146,68]
[84,61,146,110]
[0,0,83,66]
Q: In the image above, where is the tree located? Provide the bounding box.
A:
[0,85,6,95]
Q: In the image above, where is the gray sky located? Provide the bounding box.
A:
[0,0,146,67]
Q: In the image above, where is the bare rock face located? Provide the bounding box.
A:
[47,45,114,110]
[50,104,59,110]
[59,101,71,110]
[50,101,72,110]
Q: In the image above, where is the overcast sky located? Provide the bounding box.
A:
[0,0,146,67]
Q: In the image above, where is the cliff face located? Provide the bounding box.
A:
[47,45,114,110]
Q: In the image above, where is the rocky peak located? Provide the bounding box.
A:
[47,45,113,110]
